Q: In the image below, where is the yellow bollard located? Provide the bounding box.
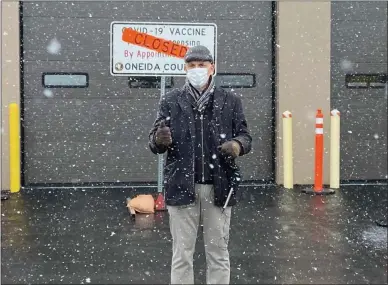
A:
[330,109,340,189]
[9,103,20,193]
[282,111,293,189]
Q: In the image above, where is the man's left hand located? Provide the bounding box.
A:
[218,140,241,159]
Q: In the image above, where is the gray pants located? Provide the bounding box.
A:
[167,184,232,284]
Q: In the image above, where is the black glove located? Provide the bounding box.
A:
[155,120,172,146]
[218,140,241,159]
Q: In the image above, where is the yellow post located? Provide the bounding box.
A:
[282,111,293,188]
[330,109,340,189]
[9,103,21,193]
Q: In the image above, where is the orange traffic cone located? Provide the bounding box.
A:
[155,193,166,211]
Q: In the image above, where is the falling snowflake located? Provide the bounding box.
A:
[47,38,61,54]
[340,58,354,72]
[43,89,54,98]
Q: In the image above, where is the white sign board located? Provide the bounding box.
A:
[110,21,217,76]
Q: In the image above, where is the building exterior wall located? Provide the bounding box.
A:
[20,1,274,185]
[276,1,332,185]
[1,1,386,190]
[1,1,21,191]
[331,2,387,181]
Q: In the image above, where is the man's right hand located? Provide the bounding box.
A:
[155,120,172,146]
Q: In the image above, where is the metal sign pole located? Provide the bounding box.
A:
[157,76,166,193]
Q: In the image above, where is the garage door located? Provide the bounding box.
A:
[21,1,274,186]
[331,2,388,181]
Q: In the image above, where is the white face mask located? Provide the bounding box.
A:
[186,67,209,89]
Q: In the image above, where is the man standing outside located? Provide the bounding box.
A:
[148,45,252,284]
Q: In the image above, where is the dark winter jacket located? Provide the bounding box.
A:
[190,92,216,184]
[148,86,252,207]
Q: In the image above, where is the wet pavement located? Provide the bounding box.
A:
[1,185,387,284]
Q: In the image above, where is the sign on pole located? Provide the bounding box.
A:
[110,21,217,205]
[110,21,217,76]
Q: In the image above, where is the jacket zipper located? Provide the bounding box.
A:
[192,115,196,203]
[201,113,205,182]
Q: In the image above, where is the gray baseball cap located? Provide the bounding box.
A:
[184,45,214,63]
